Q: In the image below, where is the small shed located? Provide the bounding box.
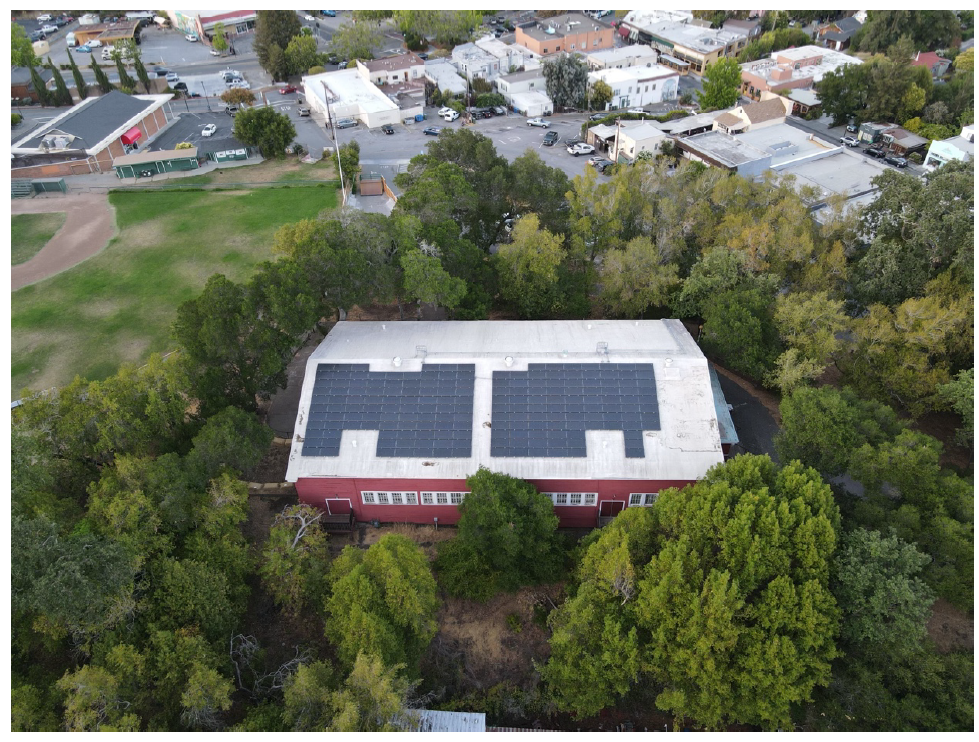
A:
[113,147,200,178]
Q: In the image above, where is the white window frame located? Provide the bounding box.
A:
[420,491,468,506]
[361,491,418,506]
[544,492,597,507]
[629,492,659,507]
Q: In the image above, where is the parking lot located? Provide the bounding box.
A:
[150,110,244,155]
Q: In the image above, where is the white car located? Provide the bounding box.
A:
[441,109,459,122]
[567,142,595,156]
[304,14,316,21]
[438,106,454,117]
[201,124,217,137]
[228,80,250,89]
[37,13,52,21]
[41,24,59,35]
[86,38,102,47]
[627,107,646,115]
[209,48,221,56]
[166,72,180,83]
[527,117,550,128]
[185,33,198,42]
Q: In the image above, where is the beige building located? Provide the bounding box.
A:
[712,96,791,134]
[740,45,862,101]
[619,10,747,74]
[357,52,426,87]
[515,12,614,56]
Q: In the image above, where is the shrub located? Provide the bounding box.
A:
[308,65,325,75]
[12,113,23,126]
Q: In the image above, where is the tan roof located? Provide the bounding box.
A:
[742,97,787,124]
[362,52,424,73]
[714,112,742,128]
[113,147,197,166]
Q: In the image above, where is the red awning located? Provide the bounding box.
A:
[618,25,630,36]
[120,126,142,145]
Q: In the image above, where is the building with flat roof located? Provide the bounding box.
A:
[474,35,539,72]
[588,64,679,109]
[740,45,862,100]
[302,67,422,129]
[358,52,425,87]
[286,320,735,528]
[168,10,256,39]
[620,10,747,74]
[515,12,614,56]
[70,20,140,46]
[424,60,467,97]
[508,90,553,118]
[612,121,668,162]
[586,44,659,70]
[451,42,502,81]
[923,125,975,170]
[11,91,173,178]
[496,68,548,105]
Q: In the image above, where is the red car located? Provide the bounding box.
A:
[278,84,297,94]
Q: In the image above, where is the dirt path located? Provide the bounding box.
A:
[11,193,116,291]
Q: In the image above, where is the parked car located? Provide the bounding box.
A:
[441,109,459,122]
[86,38,102,47]
[153,67,170,77]
[590,158,613,170]
[587,155,606,166]
[543,131,559,146]
[840,135,859,147]
[846,123,858,133]
[568,142,596,156]
[185,33,198,42]
[229,80,251,89]
[298,107,311,117]
[565,136,583,146]
[322,10,337,16]
[41,24,59,35]
[225,104,239,115]
[864,146,886,158]
[336,117,358,128]
[589,112,608,121]
[884,155,908,168]
[76,44,91,52]
[438,106,455,117]
[166,72,180,83]
[492,106,506,116]
[423,126,443,136]
[381,123,395,134]
[416,52,428,60]
[202,124,217,137]
[527,117,550,128]
[53,17,69,27]
[627,107,647,115]
[37,14,52,22]
[29,30,45,41]
[209,49,222,56]
[279,85,297,94]
[173,82,188,91]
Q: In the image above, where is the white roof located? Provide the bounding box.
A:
[743,45,862,86]
[424,60,467,95]
[588,64,678,86]
[407,710,486,732]
[286,321,725,484]
[587,44,658,64]
[302,68,397,115]
[619,122,667,143]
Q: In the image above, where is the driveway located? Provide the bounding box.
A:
[11,193,116,291]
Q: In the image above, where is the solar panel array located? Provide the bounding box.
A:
[302,364,475,458]
[491,363,659,458]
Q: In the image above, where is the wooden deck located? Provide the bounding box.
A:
[322,513,355,531]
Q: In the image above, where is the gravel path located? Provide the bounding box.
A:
[11,193,116,291]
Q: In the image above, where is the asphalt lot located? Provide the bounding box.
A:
[150,110,244,154]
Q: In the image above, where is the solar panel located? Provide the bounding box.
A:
[491,363,660,458]
[302,364,475,458]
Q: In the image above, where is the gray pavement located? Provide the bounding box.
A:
[715,373,779,461]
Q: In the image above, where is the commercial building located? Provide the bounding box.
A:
[424,60,467,97]
[302,67,422,130]
[740,45,862,101]
[515,12,615,57]
[586,44,659,70]
[923,125,975,169]
[167,10,256,38]
[451,42,502,81]
[70,20,140,47]
[496,69,548,101]
[619,10,747,74]
[612,121,668,162]
[587,65,680,110]
[474,35,539,73]
[285,320,736,528]
[677,123,840,177]
[11,91,173,178]
[357,52,426,87]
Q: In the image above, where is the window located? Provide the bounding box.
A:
[593,39,599,46]
[544,493,598,507]
[571,44,575,50]
[362,491,418,505]
[420,491,469,506]
[629,492,659,506]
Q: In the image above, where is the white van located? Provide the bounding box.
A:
[65,31,76,46]
[441,109,459,122]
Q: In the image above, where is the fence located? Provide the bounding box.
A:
[109,178,342,193]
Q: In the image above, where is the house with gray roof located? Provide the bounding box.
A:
[11,90,173,178]
[11,65,54,104]
[817,16,862,51]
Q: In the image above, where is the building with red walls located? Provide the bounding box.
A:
[286,320,737,528]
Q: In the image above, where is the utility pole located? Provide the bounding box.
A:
[323,90,346,206]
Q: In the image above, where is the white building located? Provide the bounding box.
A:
[588,65,679,110]
[474,35,539,73]
[620,10,748,74]
[509,91,553,117]
[424,60,467,97]
[451,42,501,81]
[613,121,668,162]
[923,125,975,170]
[302,68,421,130]
[586,44,659,70]
[357,52,425,88]
[497,69,548,101]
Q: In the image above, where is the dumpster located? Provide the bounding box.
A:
[414,113,425,122]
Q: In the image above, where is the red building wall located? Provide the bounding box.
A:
[296,476,696,528]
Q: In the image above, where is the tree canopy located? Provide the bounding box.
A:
[231,105,296,157]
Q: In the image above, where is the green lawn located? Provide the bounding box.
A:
[12,186,337,395]
[11,212,67,265]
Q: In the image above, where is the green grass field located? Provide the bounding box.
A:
[12,186,338,395]
[11,212,67,265]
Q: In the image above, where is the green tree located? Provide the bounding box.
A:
[636,455,841,730]
[700,287,781,381]
[936,368,974,446]
[254,10,302,76]
[330,653,417,732]
[767,291,849,393]
[494,214,566,318]
[211,22,228,53]
[112,50,137,92]
[29,63,50,106]
[833,528,934,663]
[148,557,239,644]
[697,57,742,110]
[128,47,152,94]
[589,78,612,110]
[185,405,273,487]
[179,664,234,731]
[509,150,572,237]
[46,57,72,107]
[65,48,88,99]
[232,105,296,157]
[856,10,961,54]
[12,22,38,67]
[286,33,320,75]
[815,61,868,126]
[282,661,337,731]
[599,235,680,317]
[260,505,331,615]
[335,139,361,185]
[435,469,562,601]
[329,21,382,61]
[57,665,141,731]
[219,87,256,107]
[90,53,114,95]
[774,385,904,478]
[541,52,589,110]
[326,534,439,672]
[400,248,468,313]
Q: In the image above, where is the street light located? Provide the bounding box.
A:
[201,81,210,110]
